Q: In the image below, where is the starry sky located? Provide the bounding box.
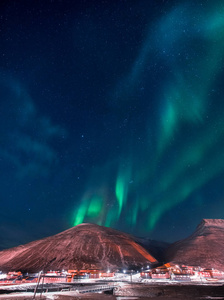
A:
[1,0,224,250]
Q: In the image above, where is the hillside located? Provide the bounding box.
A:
[166,219,224,271]
[0,223,158,272]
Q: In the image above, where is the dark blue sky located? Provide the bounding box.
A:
[1,0,224,250]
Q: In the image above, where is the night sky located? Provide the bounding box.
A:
[1,0,224,250]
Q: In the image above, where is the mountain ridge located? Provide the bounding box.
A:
[166,218,224,271]
[1,219,223,272]
[0,223,158,272]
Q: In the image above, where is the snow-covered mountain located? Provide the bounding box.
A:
[0,223,158,272]
[166,219,224,271]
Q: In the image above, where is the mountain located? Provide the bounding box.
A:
[166,219,224,271]
[134,237,170,263]
[0,223,158,272]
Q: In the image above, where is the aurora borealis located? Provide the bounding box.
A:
[1,0,224,249]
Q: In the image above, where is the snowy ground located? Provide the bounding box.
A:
[0,275,224,299]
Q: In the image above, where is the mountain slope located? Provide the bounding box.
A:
[134,237,170,263]
[166,219,224,271]
[0,223,158,272]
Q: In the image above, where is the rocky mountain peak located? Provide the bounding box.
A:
[200,218,224,227]
[194,219,224,236]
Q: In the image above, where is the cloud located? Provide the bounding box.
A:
[0,74,67,178]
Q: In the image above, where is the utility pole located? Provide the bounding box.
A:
[40,274,45,298]
[33,270,42,299]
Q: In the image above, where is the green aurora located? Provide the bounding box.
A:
[72,1,224,235]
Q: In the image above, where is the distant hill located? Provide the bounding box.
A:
[134,237,170,263]
[166,219,224,271]
[0,223,158,272]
